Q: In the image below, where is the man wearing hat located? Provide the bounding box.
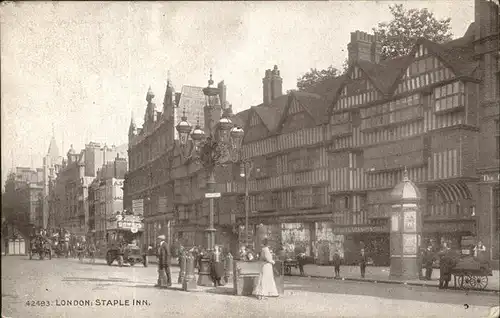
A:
[155,235,172,288]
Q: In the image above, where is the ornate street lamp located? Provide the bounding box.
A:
[175,69,246,286]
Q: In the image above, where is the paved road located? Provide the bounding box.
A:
[2,256,498,318]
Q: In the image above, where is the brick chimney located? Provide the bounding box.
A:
[262,65,283,105]
[347,31,382,64]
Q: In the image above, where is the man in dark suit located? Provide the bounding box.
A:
[438,245,456,289]
[155,235,172,288]
[423,246,435,280]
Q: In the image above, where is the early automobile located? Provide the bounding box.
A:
[106,242,146,267]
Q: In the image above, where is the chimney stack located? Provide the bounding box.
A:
[347,31,382,64]
[262,65,283,105]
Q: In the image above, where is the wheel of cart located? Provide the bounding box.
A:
[455,272,475,289]
[454,270,489,290]
[471,274,488,290]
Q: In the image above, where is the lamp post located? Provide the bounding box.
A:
[176,70,244,286]
[239,160,254,247]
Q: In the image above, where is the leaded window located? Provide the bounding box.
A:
[434,81,465,112]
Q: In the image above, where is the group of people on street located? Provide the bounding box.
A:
[153,235,280,300]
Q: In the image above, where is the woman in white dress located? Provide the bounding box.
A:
[253,238,279,300]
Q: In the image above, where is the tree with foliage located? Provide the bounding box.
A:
[373,4,453,60]
[296,66,339,91]
[296,62,352,91]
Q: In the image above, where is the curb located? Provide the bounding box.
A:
[305,274,500,293]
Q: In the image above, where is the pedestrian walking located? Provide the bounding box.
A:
[210,245,224,287]
[332,250,342,278]
[88,241,96,264]
[253,238,279,300]
[438,245,456,289]
[359,248,367,278]
[297,252,306,276]
[423,245,434,280]
[155,235,172,288]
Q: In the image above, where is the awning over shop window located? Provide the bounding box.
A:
[423,220,475,233]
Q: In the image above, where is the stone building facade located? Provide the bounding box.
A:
[124,75,236,250]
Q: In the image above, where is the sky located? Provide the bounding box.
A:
[0,1,474,188]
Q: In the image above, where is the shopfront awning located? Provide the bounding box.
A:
[332,224,390,234]
[423,220,475,234]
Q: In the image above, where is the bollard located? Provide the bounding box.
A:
[178,253,186,284]
[224,253,233,285]
[182,254,197,291]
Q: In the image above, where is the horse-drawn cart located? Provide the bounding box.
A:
[451,256,493,290]
[29,235,52,260]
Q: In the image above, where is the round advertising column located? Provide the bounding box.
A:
[389,169,422,281]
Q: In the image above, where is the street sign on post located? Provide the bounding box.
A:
[205,193,221,198]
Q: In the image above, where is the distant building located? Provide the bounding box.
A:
[2,167,44,230]
[88,156,127,241]
[50,142,127,236]
[43,133,64,229]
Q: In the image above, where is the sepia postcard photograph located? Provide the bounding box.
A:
[1,1,499,317]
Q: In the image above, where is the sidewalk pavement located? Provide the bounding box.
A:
[116,256,500,292]
[297,264,500,292]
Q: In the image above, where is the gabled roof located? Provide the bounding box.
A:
[251,94,289,133]
[304,75,346,102]
[358,57,411,95]
[231,108,251,128]
[420,38,477,77]
[290,91,328,125]
[355,60,391,94]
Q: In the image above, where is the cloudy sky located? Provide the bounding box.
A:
[1,1,474,186]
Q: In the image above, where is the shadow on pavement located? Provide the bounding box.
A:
[205,286,237,296]
[62,277,133,283]
[120,284,184,292]
[283,278,498,307]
